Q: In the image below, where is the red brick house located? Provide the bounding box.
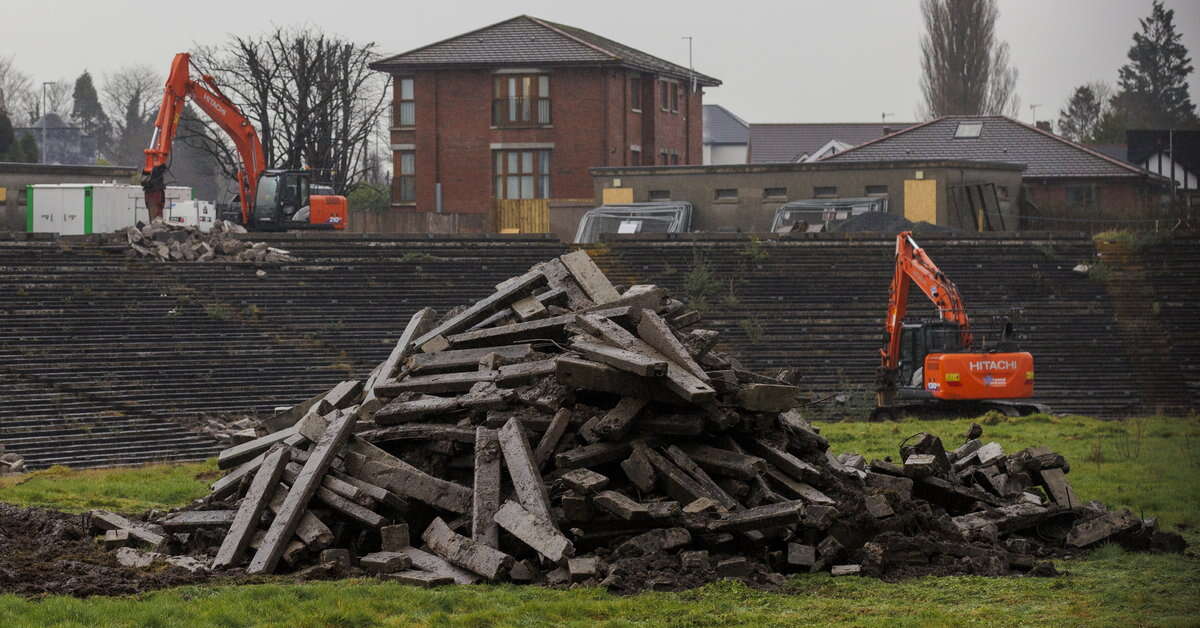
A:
[369,15,720,237]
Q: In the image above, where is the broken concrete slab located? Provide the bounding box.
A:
[560,250,620,304]
[493,500,574,563]
[213,446,290,570]
[381,524,411,552]
[498,418,555,524]
[580,397,647,443]
[360,551,413,574]
[396,547,480,585]
[248,412,358,575]
[422,517,514,580]
[472,427,502,548]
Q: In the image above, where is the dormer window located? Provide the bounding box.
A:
[954,122,983,138]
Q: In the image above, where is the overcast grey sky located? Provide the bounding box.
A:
[5,0,1198,125]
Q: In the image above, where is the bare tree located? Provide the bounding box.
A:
[919,0,1020,119]
[12,79,72,126]
[187,26,390,194]
[0,55,33,120]
[102,65,163,166]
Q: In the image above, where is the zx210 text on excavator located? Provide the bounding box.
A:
[141,52,347,231]
[873,231,1044,420]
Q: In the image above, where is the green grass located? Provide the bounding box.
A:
[0,416,1197,627]
[0,461,217,514]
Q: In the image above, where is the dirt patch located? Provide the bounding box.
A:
[0,503,219,597]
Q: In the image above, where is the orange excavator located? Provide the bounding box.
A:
[873,231,1040,419]
[141,53,347,231]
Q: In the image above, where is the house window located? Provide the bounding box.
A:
[648,190,671,201]
[814,186,838,198]
[630,78,642,111]
[715,188,738,201]
[1065,184,1097,208]
[395,151,415,203]
[660,150,669,165]
[764,187,788,199]
[670,83,679,112]
[670,151,679,165]
[660,81,669,111]
[493,75,551,127]
[493,150,551,199]
[954,122,983,138]
[630,149,641,165]
[394,78,415,127]
[865,185,888,196]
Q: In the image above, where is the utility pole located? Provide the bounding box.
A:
[682,36,695,92]
[41,82,52,163]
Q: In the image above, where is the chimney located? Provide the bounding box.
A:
[1035,120,1052,132]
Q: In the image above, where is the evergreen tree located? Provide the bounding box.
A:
[0,109,14,159]
[1105,0,1197,136]
[1057,84,1107,142]
[16,131,39,163]
[71,70,112,157]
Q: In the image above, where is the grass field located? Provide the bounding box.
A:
[1,414,1197,627]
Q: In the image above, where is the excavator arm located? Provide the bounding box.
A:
[142,53,265,225]
[879,231,973,374]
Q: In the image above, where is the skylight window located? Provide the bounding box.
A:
[954,122,983,138]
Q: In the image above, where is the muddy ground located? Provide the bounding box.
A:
[0,503,222,597]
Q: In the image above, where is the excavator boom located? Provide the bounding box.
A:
[141,53,264,226]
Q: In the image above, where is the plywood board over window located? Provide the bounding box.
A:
[904,179,937,225]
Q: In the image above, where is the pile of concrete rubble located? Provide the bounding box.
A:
[121,219,299,263]
[87,251,1185,591]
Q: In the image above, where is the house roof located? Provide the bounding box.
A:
[1083,144,1129,164]
[748,122,917,163]
[823,116,1157,179]
[1127,130,1200,176]
[704,105,749,145]
[371,15,721,86]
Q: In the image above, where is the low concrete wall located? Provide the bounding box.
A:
[0,162,138,232]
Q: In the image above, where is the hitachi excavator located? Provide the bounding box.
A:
[141,53,347,231]
[873,231,1042,420]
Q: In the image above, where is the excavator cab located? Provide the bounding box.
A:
[897,321,965,394]
[247,170,346,231]
[252,170,308,229]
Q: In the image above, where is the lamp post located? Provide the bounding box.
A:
[41,81,53,163]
